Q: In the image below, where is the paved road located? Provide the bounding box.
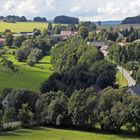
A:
[117,65,136,87]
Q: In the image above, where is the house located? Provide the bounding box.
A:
[60,31,78,39]
[100,45,110,56]
[0,38,5,47]
[13,32,34,37]
[126,85,140,96]
[87,41,106,47]
[87,41,109,56]
[2,94,9,108]
[20,32,34,36]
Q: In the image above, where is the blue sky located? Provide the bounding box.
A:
[0,0,140,21]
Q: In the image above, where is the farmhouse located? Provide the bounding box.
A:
[87,41,109,56]
[126,85,140,96]
[60,31,78,39]
[100,45,110,56]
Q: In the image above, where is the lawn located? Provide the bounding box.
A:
[116,70,128,88]
[0,54,53,93]
[0,21,48,33]
[0,128,139,140]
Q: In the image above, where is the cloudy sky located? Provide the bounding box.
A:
[0,0,140,21]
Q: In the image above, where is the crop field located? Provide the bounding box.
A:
[97,24,140,30]
[0,21,48,33]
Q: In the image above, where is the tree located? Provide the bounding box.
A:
[44,91,70,126]
[14,36,26,48]
[54,15,79,24]
[97,87,128,131]
[33,17,47,22]
[33,28,41,36]
[68,89,98,129]
[127,96,140,132]
[79,21,96,31]
[48,23,52,31]
[7,89,38,113]
[2,107,16,124]
[5,33,14,47]
[78,26,88,39]
[67,24,77,31]
[18,103,34,128]
[27,48,43,66]
[0,110,3,129]
[15,39,33,62]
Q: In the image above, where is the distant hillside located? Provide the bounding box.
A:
[54,15,79,24]
[122,15,140,24]
[95,21,121,25]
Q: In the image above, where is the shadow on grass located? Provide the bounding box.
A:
[47,126,140,139]
[38,62,50,65]
[0,129,32,137]
[0,132,21,137]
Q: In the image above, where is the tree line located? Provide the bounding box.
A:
[1,87,140,133]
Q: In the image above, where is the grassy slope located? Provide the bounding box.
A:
[0,22,48,33]
[0,55,53,93]
[116,71,128,88]
[105,56,128,88]
[0,128,139,140]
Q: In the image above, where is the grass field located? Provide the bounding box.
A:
[97,24,140,30]
[0,21,48,33]
[0,53,53,93]
[0,128,139,140]
[116,71,128,88]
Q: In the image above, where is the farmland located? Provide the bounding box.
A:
[0,21,48,33]
[97,24,140,30]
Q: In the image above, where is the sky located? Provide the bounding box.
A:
[0,0,140,21]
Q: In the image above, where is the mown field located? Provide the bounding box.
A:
[0,22,48,33]
[97,24,140,30]
[0,53,53,93]
[0,128,139,140]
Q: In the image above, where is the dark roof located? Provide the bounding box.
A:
[128,85,140,96]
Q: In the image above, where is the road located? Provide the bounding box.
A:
[117,65,136,87]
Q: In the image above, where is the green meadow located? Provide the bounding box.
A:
[0,53,53,93]
[116,71,128,88]
[0,128,139,140]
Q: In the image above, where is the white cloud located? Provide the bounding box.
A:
[5,0,17,11]
[97,2,120,15]
[0,0,139,21]
[16,0,37,15]
[70,6,80,12]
